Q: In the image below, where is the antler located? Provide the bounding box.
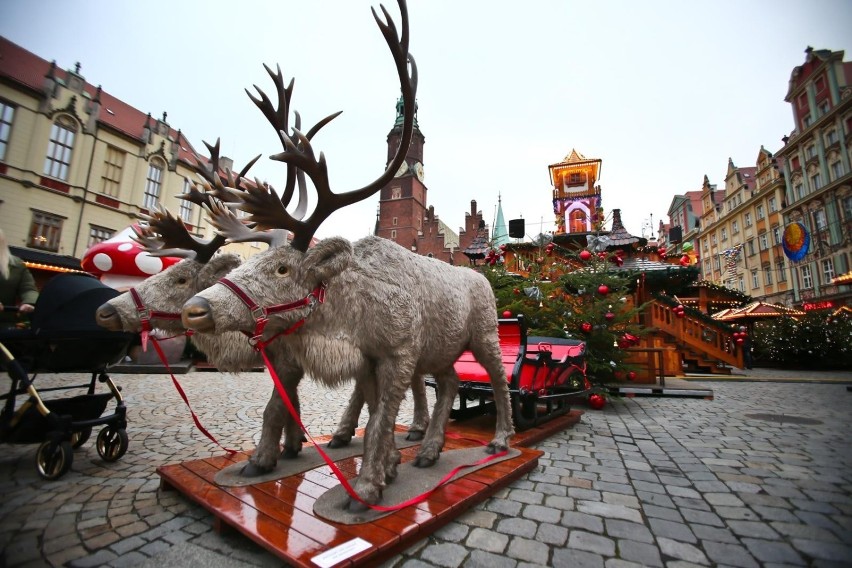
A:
[205,199,289,248]
[234,0,418,251]
[188,138,260,204]
[135,206,226,262]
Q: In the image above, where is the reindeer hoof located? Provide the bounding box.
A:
[280,447,300,459]
[405,429,425,442]
[412,455,438,468]
[486,442,508,455]
[327,435,351,449]
[240,462,273,477]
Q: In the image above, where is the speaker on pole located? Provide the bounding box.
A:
[668,226,683,243]
[508,219,525,238]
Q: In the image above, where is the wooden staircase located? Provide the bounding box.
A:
[645,301,743,374]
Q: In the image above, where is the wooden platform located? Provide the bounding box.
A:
[158,412,583,567]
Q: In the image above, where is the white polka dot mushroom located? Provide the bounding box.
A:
[82,225,180,290]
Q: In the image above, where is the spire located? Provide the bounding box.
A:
[607,209,639,247]
[493,193,510,246]
[394,93,419,129]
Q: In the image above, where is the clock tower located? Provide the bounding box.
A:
[376,96,427,250]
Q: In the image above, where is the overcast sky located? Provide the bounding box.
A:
[3,1,851,242]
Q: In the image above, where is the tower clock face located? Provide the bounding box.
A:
[394,161,409,177]
[414,162,425,182]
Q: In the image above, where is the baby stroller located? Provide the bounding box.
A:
[0,273,136,480]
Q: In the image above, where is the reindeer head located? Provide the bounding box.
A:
[182,0,417,339]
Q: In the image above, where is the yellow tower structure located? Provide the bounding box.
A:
[548,149,603,234]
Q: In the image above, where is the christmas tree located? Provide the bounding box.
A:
[481,240,648,384]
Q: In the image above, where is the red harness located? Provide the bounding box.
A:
[216,278,326,349]
[129,287,183,351]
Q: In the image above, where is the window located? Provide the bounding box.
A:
[732,220,739,234]
[390,229,397,239]
[795,183,805,200]
[714,257,721,270]
[778,259,787,282]
[703,238,709,252]
[764,265,773,286]
[392,216,398,226]
[806,145,816,159]
[821,258,835,283]
[28,211,63,251]
[818,101,829,116]
[801,265,813,289]
[143,160,164,209]
[811,173,822,191]
[803,114,812,128]
[738,275,745,292]
[756,206,764,220]
[43,116,76,180]
[711,234,717,246]
[827,129,838,145]
[830,161,843,181]
[179,178,194,223]
[759,232,768,251]
[772,225,782,246]
[751,270,759,289]
[747,239,755,256]
[769,197,777,212]
[88,225,114,248]
[822,258,834,285]
[844,196,852,220]
[0,100,14,161]
[814,209,827,231]
[721,227,728,241]
[101,146,125,196]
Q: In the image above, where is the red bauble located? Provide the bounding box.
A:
[579,250,592,261]
[513,288,521,295]
[676,310,685,319]
[613,370,624,380]
[581,322,593,333]
[502,310,513,318]
[545,243,555,253]
[605,311,615,321]
[628,371,637,381]
[657,247,666,256]
[536,257,544,263]
[588,393,606,410]
[736,338,744,345]
[598,284,610,295]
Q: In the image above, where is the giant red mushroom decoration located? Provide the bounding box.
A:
[81,225,181,290]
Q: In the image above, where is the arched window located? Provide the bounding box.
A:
[43,115,77,180]
[143,158,165,209]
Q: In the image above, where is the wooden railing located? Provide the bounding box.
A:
[647,302,743,369]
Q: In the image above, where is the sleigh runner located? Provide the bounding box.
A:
[428,314,593,431]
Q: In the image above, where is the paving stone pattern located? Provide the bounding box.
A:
[1,369,850,567]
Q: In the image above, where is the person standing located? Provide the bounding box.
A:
[0,229,39,328]
[739,325,753,370]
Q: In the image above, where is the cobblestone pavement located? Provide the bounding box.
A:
[1,368,851,567]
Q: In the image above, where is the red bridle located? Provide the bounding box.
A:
[216,278,326,349]
[129,287,184,351]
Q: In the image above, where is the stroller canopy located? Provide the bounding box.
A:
[31,274,122,333]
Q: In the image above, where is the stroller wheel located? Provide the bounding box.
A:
[71,427,92,449]
[36,440,74,480]
[96,427,128,462]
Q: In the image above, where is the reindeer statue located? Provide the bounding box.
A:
[182,0,514,511]
[95,142,429,475]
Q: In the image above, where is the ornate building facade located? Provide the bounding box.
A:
[548,149,603,235]
[774,46,852,310]
[0,37,259,284]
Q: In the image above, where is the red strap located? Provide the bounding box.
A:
[151,337,237,455]
[130,287,183,352]
[259,345,507,512]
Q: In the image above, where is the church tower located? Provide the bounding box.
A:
[376,96,427,251]
[548,149,603,234]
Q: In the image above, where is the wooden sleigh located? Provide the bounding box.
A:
[428,315,594,431]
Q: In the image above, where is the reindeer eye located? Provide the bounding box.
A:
[276,266,289,276]
[176,277,188,285]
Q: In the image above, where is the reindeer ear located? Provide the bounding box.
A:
[198,254,242,287]
[300,237,352,283]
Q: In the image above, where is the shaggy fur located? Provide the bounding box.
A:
[183,236,515,510]
[95,253,430,473]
